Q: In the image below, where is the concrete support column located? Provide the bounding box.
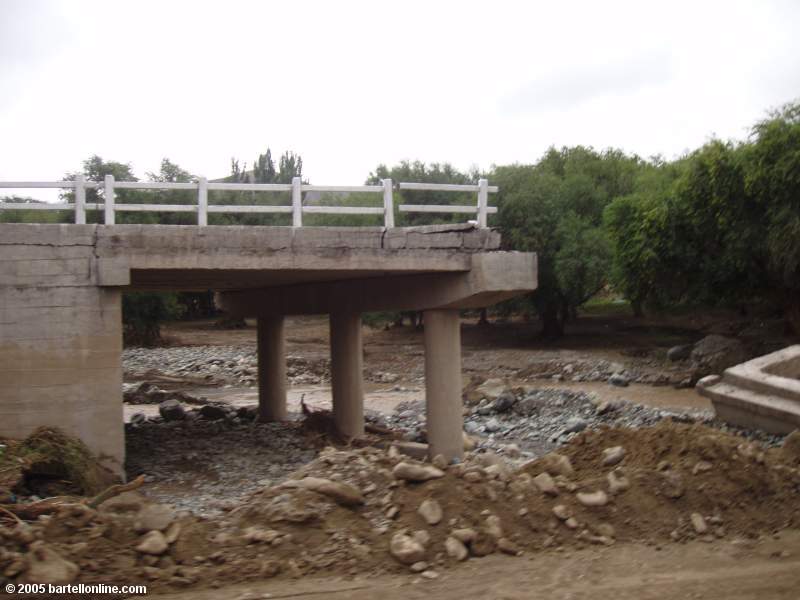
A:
[329,312,365,438]
[257,315,287,422]
[423,309,463,462]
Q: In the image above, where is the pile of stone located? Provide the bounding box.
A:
[5,423,799,592]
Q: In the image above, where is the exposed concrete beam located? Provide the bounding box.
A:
[217,252,537,316]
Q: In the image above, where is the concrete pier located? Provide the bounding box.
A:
[330,312,365,438]
[257,315,288,422]
[423,309,464,461]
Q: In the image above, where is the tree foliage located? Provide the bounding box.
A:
[604,100,800,332]
[494,147,640,336]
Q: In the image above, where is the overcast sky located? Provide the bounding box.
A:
[1,0,799,195]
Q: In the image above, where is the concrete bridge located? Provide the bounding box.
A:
[0,218,537,475]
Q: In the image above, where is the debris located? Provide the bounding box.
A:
[417,499,443,525]
[576,490,608,507]
[279,477,364,507]
[601,446,626,467]
[22,542,79,585]
[445,536,468,561]
[392,462,445,482]
[389,533,426,565]
[135,531,169,555]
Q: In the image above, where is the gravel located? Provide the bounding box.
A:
[386,386,785,459]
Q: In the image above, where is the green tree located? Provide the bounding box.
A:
[745,102,800,331]
[366,161,478,226]
[495,147,641,336]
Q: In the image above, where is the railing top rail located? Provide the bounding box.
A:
[0,176,498,228]
[398,182,499,193]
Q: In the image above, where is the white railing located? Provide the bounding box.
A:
[0,177,498,228]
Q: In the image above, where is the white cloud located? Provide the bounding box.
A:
[0,0,798,201]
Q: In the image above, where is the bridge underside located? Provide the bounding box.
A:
[0,224,537,476]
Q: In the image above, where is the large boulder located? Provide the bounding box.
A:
[690,335,748,377]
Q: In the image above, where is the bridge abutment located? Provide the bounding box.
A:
[0,226,127,475]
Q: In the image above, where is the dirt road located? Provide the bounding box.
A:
[142,530,800,600]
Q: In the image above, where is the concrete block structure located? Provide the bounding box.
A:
[697,345,800,434]
[0,223,537,475]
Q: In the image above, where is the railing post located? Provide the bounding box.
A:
[104,174,115,225]
[197,176,208,226]
[382,178,394,228]
[477,178,488,228]
[74,174,86,225]
[292,176,302,227]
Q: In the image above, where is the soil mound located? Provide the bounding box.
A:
[2,422,799,593]
[0,428,117,501]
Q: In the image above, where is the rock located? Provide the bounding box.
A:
[164,522,182,544]
[607,469,630,494]
[533,472,559,496]
[601,446,626,467]
[595,401,614,415]
[608,373,630,387]
[22,542,79,585]
[497,538,521,556]
[242,527,281,544]
[134,504,176,533]
[594,523,616,538]
[475,378,507,401]
[136,531,169,555]
[412,530,431,547]
[445,536,468,561]
[431,454,448,470]
[158,399,185,421]
[199,404,228,420]
[576,490,608,507]
[469,530,496,556]
[502,443,521,458]
[492,392,517,413]
[667,344,693,362]
[552,505,570,521]
[484,418,502,433]
[418,499,443,525]
[451,528,476,544]
[393,462,445,482]
[485,515,503,539]
[565,517,579,529]
[563,417,589,434]
[690,335,748,377]
[389,533,426,565]
[462,432,477,451]
[485,463,510,482]
[691,513,708,534]
[539,453,574,477]
[421,570,439,580]
[280,477,364,507]
[661,471,685,499]
[410,561,428,573]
